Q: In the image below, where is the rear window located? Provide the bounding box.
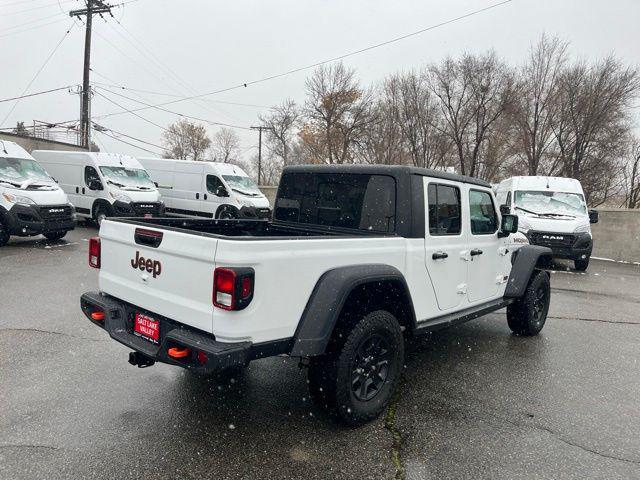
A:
[275,173,396,233]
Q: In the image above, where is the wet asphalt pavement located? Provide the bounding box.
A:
[1,225,639,480]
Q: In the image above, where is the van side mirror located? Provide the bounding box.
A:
[499,204,510,215]
[498,214,519,237]
[153,181,159,188]
[88,179,103,191]
[589,209,599,224]
[215,186,229,197]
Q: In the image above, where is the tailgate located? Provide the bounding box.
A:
[98,220,217,333]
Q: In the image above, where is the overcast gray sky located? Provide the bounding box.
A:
[1,0,639,159]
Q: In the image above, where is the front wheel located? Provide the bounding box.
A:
[574,257,590,271]
[94,205,108,226]
[0,219,10,247]
[507,270,551,336]
[308,310,404,426]
[216,206,238,220]
[43,231,67,241]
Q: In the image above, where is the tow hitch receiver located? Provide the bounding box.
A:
[128,351,155,368]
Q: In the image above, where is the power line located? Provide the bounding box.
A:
[94,86,252,130]
[94,122,165,150]
[0,11,62,34]
[0,85,74,104]
[96,129,162,155]
[0,0,74,16]
[92,0,513,116]
[0,15,67,39]
[94,90,168,131]
[0,22,75,128]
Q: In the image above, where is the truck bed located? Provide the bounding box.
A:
[113,216,393,239]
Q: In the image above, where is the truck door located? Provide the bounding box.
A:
[423,179,468,311]
[466,189,507,303]
[204,175,227,218]
[79,165,101,215]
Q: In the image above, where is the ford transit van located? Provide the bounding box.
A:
[138,157,271,219]
[32,151,164,225]
[0,141,75,246]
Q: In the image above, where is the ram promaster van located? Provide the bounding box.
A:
[32,151,164,225]
[495,176,598,271]
[0,141,75,246]
[138,157,271,220]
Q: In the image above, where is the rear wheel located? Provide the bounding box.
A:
[43,231,67,241]
[0,219,9,247]
[308,310,404,426]
[507,270,550,336]
[574,257,590,271]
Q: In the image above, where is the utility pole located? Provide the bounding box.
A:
[251,126,269,186]
[69,0,113,150]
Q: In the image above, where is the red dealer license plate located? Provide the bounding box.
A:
[133,313,160,344]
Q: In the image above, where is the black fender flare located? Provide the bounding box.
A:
[290,264,416,357]
[504,245,552,298]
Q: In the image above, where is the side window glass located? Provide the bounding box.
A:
[84,166,100,186]
[206,175,227,196]
[428,184,461,235]
[469,190,498,235]
[505,191,512,206]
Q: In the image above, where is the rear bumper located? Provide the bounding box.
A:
[80,291,251,373]
[1,204,76,236]
[527,231,592,260]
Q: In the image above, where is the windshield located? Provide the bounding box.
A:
[515,190,587,216]
[0,157,53,184]
[99,166,155,189]
[222,174,261,195]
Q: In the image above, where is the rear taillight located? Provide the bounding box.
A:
[89,237,101,269]
[213,267,254,311]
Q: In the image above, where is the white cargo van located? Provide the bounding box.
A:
[495,176,598,271]
[138,157,271,220]
[32,151,164,225]
[0,141,75,246]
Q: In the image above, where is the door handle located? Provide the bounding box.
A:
[432,251,449,260]
[196,193,199,200]
[470,249,483,256]
[82,187,85,194]
[204,194,208,200]
[75,187,79,194]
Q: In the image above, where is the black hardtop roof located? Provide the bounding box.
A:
[283,164,491,188]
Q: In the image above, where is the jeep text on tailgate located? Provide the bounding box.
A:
[81,165,552,425]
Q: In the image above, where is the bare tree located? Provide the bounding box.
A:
[511,34,568,175]
[211,127,241,163]
[259,99,300,167]
[162,119,211,161]
[621,140,640,208]
[553,56,639,204]
[301,62,375,164]
[427,51,515,177]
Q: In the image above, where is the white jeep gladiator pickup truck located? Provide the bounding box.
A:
[81,165,552,425]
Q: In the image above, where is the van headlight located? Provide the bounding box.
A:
[574,223,591,234]
[109,192,132,203]
[2,192,36,205]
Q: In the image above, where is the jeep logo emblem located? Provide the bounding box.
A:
[131,251,162,278]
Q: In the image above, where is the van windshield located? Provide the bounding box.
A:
[222,175,261,196]
[99,166,155,189]
[0,157,53,185]
[515,190,587,217]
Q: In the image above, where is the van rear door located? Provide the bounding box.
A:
[98,220,217,333]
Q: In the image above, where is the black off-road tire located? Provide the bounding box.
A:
[43,231,67,241]
[0,219,10,247]
[507,270,551,336]
[574,257,590,271]
[308,310,404,426]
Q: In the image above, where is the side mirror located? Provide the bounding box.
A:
[88,179,103,191]
[498,214,519,237]
[153,181,159,188]
[589,209,599,224]
[499,204,510,215]
[215,186,229,197]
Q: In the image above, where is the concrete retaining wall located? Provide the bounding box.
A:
[0,132,87,153]
[591,209,640,263]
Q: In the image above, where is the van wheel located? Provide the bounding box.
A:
[574,257,589,271]
[43,231,67,241]
[308,310,404,426]
[507,270,550,336]
[94,205,108,226]
[216,206,237,219]
[0,219,9,247]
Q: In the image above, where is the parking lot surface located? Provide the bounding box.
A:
[1,225,639,479]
